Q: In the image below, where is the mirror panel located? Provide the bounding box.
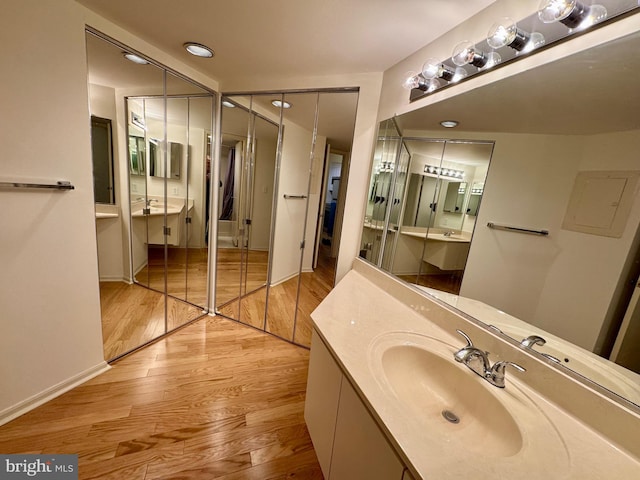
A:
[363,29,640,407]
[87,30,211,361]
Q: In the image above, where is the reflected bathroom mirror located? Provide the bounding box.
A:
[362,28,640,407]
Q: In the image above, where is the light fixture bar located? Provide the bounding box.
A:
[407,1,633,103]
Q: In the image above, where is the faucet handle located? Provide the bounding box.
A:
[489,361,526,388]
[521,335,546,348]
[456,329,474,348]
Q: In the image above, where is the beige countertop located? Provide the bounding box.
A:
[311,260,640,479]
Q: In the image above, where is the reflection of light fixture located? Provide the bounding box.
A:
[123,52,148,65]
[424,164,464,179]
[184,42,214,58]
[440,120,459,128]
[422,59,469,83]
[487,18,545,52]
[131,112,146,130]
[271,100,292,109]
[538,0,607,29]
[222,100,235,108]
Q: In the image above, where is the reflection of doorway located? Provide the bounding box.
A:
[315,148,346,268]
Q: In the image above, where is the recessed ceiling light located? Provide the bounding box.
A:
[123,52,148,65]
[184,42,214,58]
[271,100,292,109]
[440,120,459,128]
[222,100,235,108]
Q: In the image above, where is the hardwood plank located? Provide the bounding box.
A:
[0,316,321,479]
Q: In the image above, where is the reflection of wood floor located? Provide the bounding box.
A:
[215,248,269,306]
[0,316,322,479]
[219,245,336,347]
[100,282,204,361]
[398,271,463,295]
[136,247,209,308]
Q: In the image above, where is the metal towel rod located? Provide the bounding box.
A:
[283,194,307,199]
[487,222,549,236]
[0,180,75,191]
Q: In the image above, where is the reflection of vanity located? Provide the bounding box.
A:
[131,196,193,246]
[306,260,640,479]
[401,227,471,270]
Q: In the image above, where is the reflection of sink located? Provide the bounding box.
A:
[369,332,570,475]
[381,343,522,457]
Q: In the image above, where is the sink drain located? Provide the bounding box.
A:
[442,410,460,424]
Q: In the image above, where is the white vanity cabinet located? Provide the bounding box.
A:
[305,331,410,480]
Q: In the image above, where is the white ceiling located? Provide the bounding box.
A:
[77,0,497,86]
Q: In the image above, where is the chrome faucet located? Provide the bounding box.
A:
[454,330,525,388]
[146,198,158,207]
[520,335,561,363]
[443,230,455,237]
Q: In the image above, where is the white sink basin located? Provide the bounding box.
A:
[368,332,569,476]
[380,342,522,457]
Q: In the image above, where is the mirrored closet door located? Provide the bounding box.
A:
[87,29,215,361]
[215,89,359,348]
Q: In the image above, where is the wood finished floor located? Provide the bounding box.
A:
[0,316,323,479]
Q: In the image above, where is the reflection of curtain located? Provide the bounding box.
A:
[220,148,235,220]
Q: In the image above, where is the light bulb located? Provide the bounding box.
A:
[487,18,532,51]
[452,41,487,68]
[422,58,456,81]
[487,18,518,49]
[539,0,607,29]
[538,0,578,24]
[402,71,423,90]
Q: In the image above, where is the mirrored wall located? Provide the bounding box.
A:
[215,90,359,347]
[359,28,640,409]
[87,29,214,361]
[362,120,492,295]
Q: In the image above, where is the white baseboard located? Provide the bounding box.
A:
[99,275,126,282]
[0,361,111,426]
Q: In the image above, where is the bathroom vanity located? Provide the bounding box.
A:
[305,259,640,479]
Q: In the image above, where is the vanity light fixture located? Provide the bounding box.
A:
[271,99,292,109]
[452,41,497,69]
[123,52,148,65]
[538,0,607,29]
[440,120,459,128]
[184,42,214,58]
[487,18,545,52]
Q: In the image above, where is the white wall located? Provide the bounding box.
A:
[0,0,108,422]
